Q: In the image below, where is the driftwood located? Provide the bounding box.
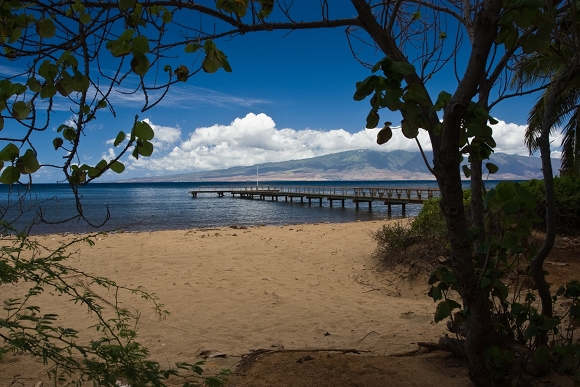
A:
[417,335,465,358]
[233,348,370,374]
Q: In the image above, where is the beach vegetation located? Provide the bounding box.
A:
[523,177,580,235]
[0,0,579,386]
[371,219,416,256]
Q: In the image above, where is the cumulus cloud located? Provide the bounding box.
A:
[143,118,181,150]
[125,112,543,174]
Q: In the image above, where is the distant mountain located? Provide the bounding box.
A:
[117,149,560,182]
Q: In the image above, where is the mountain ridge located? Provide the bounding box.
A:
[116,149,559,182]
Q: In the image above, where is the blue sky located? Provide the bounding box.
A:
[1,2,557,183]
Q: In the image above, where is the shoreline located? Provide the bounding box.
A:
[22,217,412,237]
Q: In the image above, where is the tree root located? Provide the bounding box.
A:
[418,335,466,358]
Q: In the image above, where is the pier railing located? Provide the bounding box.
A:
[191,185,440,201]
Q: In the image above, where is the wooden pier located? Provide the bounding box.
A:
[189,186,439,215]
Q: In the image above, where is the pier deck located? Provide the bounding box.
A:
[189,186,440,214]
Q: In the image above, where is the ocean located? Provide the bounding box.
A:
[1,180,484,235]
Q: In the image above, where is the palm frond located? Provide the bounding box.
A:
[560,107,580,177]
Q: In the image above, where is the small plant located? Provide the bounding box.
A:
[371,220,415,258]
[410,198,447,243]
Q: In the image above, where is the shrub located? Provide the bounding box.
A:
[410,198,447,243]
[522,177,580,234]
[371,220,416,258]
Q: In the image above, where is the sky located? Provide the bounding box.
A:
[1,2,561,183]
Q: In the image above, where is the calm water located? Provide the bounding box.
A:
[1,180,486,235]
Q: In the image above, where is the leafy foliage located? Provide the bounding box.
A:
[523,177,580,234]
[426,182,580,383]
[370,220,416,257]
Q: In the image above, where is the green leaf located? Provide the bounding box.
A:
[55,78,74,97]
[37,18,56,38]
[503,200,520,215]
[53,137,63,150]
[114,131,125,147]
[63,126,77,141]
[40,84,57,99]
[185,43,201,53]
[440,271,455,284]
[134,121,154,140]
[221,57,232,72]
[538,317,559,331]
[486,162,498,174]
[434,301,451,323]
[110,160,125,173]
[131,35,150,55]
[390,61,416,76]
[137,140,153,156]
[401,119,418,139]
[12,101,30,120]
[162,10,172,23]
[534,27,551,54]
[74,74,90,92]
[480,276,491,289]
[15,149,40,174]
[446,299,461,310]
[38,60,58,81]
[0,117,3,130]
[79,12,91,24]
[428,286,442,301]
[403,83,430,106]
[130,55,150,76]
[497,182,516,201]
[27,77,42,93]
[0,143,19,161]
[9,27,22,43]
[502,232,519,250]
[0,166,20,184]
[462,165,471,178]
[376,125,392,145]
[202,55,221,73]
[366,110,379,129]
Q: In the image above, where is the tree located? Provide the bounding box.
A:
[515,9,580,178]
[1,1,577,386]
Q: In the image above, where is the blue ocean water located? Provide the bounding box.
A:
[1,180,490,235]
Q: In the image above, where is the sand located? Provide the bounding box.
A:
[2,220,573,386]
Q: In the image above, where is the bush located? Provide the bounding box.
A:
[371,220,416,257]
[522,176,580,234]
[410,198,447,243]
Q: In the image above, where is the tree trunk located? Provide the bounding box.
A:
[527,70,580,323]
[351,1,505,385]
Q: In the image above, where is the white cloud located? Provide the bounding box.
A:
[126,113,427,172]
[489,119,565,157]
[102,148,116,162]
[124,113,543,174]
[143,118,181,150]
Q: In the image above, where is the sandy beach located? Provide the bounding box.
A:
[1,220,575,386]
